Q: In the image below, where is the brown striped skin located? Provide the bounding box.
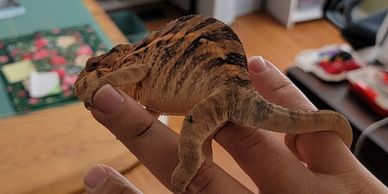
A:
[74,15,353,193]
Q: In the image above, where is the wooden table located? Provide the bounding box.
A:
[0,0,183,193]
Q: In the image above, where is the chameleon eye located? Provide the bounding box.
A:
[85,57,100,72]
[85,62,98,72]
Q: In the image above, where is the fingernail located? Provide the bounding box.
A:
[84,165,108,189]
[93,84,124,114]
[249,56,268,74]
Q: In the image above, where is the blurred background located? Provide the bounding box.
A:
[0,0,387,193]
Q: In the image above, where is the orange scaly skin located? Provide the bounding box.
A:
[74,15,353,193]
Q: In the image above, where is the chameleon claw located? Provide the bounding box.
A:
[84,101,94,110]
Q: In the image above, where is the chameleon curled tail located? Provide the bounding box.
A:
[172,88,353,193]
[233,90,353,145]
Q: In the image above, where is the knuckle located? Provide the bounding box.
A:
[271,80,293,96]
[130,117,157,139]
[107,99,157,142]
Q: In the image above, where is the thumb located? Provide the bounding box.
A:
[247,56,315,111]
[84,164,143,194]
[247,56,316,159]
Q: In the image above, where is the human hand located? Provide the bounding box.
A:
[83,56,387,194]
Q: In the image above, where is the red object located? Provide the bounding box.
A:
[51,55,67,66]
[76,45,93,56]
[22,53,32,60]
[18,90,26,97]
[349,82,388,117]
[383,72,388,85]
[33,49,50,60]
[319,59,361,74]
[35,37,49,49]
[0,55,9,63]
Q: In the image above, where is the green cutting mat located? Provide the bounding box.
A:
[0,0,113,117]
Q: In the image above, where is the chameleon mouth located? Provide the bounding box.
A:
[73,70,100,102]
[73,77,88,101]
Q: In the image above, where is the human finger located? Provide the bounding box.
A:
[248,56,353,173]
[84,164,143,194]
[247,56,316,159]
[213,56,317,191]
[247,56,315,111]
[90,84,252,193]
[215,122,316,193]
[90,84,177,188]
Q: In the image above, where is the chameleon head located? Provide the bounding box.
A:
[74,44,133,102]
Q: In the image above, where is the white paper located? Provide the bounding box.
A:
[28,71,61,98]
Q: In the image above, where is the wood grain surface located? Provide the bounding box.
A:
[0,1,133,193]
[0,103,137,194]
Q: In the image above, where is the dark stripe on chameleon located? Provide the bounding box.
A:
[160,46,175,64]
[187,52,213,86]
[134,37,149,51]
[224,52,247,68]
[192,52,212,65]
[160,15,197,37]
[219,25,241,43]
[159,38,184,66]
[156,40,163,48]
[173,27,235,67]
[185,17,218,35]
[165,39,171,45]
[187,26,241,43]
[174,52,212,93]
[200,30,235,42]
[154,38,184,81]
[161,34,204,92]
[201,57,225,70]
[163,27,241,92]
[225,76,251,87]
[202,52,246,71]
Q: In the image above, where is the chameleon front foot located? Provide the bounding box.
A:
[171,164,190,194]
[83,101,93,110]
[83,85,102,110]
[82,79,113,110]
[171,155,204,194]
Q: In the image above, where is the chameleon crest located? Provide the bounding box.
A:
[74,15,352,193]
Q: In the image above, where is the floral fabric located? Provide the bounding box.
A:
[0,25,107,113]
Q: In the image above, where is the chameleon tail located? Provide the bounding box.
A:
[231,90,353,148]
